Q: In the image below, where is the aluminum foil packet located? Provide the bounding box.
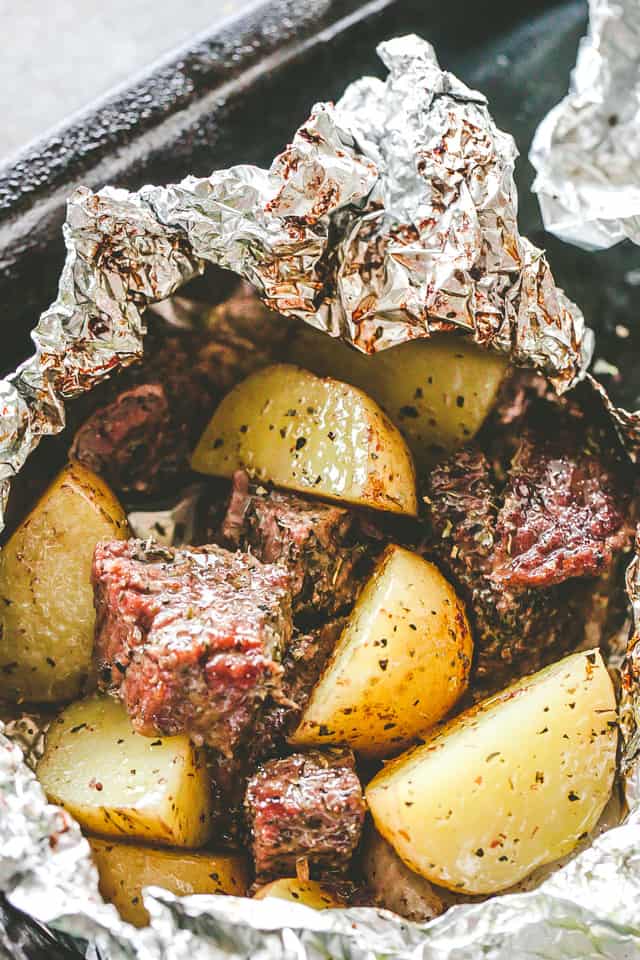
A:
[0,31,640,960]
[530,0,640,250]
[0,33,593,538]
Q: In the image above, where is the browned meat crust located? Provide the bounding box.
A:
[424,401,633,685]
[245,748,365,881]
[491,420,630,589]
[202,620,345,844]
[221,471,374,619]
[92,538,293,754]
[70,384,182,497]
[249,619,346,765]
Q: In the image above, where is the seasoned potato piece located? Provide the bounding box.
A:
[253,879,345,909]
[288,328,509,472]
[38,695,212,847]
[289,545,472,757]
[191,364,417,516]
[366,649,617,894]
[0,462,128,702]
[89,838,249,926]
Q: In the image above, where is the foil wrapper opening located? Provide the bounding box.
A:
[0,35,593,540]
[0,31,639,960]
[531,0,640,250]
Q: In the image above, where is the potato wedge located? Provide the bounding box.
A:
[191,364,417,515]
[366,649,617,894]
[289,545,472,757]
[0,462,128,702]
[38,694,212,847]
[288,327,509,472]
[89,838,249,926]
[253,878,345,909]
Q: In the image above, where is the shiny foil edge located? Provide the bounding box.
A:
[530,0,640,250]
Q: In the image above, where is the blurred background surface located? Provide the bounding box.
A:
[0,0,255,160]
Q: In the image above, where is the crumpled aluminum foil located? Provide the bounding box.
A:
[0,34,592,539]
[530,0,640,250]
[0,31,639,960]
[127,485,205,549]
[2,710,640,960]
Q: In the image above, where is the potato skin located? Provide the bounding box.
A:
[38,695,213,848]
[0,462,128,703]
[366,649,617,894]
[89,838,249,927]
[191,363,417,516]
[287,327,509,473]
[253,878,345,909]
[289,545,472,757]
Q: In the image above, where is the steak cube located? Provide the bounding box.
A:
[222,471,371,617]
[424,401,632,686]
[92,539,293,754]
[491,422,630,590]
[245,748,365,880]
[70,384,183,498]
[248,619,345,766]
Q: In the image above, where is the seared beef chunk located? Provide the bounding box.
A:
[196,285,292,395]
[245,749,365,880]
[424,404,632,684]
[71,288,288,498]
[71,385,181,497]
[491,422,629,589]
[70,322,215,498]
[249,619,345,764]
[204,621,346,842]
[222,471,373,618]
[92,539,293,754]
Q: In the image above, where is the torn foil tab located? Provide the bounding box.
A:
[530,0,640,250]
[127,485,204,548]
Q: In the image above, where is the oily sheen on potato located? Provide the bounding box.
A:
[0,462,128,702]
[289,545,472,757]
[38,695,213,847]
[287,327,509,472]
[253,878,345,909]
[366,649,617,894]
[90,838,249,926]
[191,363,417,515]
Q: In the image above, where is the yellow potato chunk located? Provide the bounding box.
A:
[289,545,472,757]
[0,462,128,702]
[191,363,417,516]
[89,838,249,927]
[366,649,617,894]
[288,327,509,472]
[253,878,345,909]
[38,695,212,847]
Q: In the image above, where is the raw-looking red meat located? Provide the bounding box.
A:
[92,538,293,754]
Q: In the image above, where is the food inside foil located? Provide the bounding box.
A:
[530,0,640,250]
[1,31,640,960]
